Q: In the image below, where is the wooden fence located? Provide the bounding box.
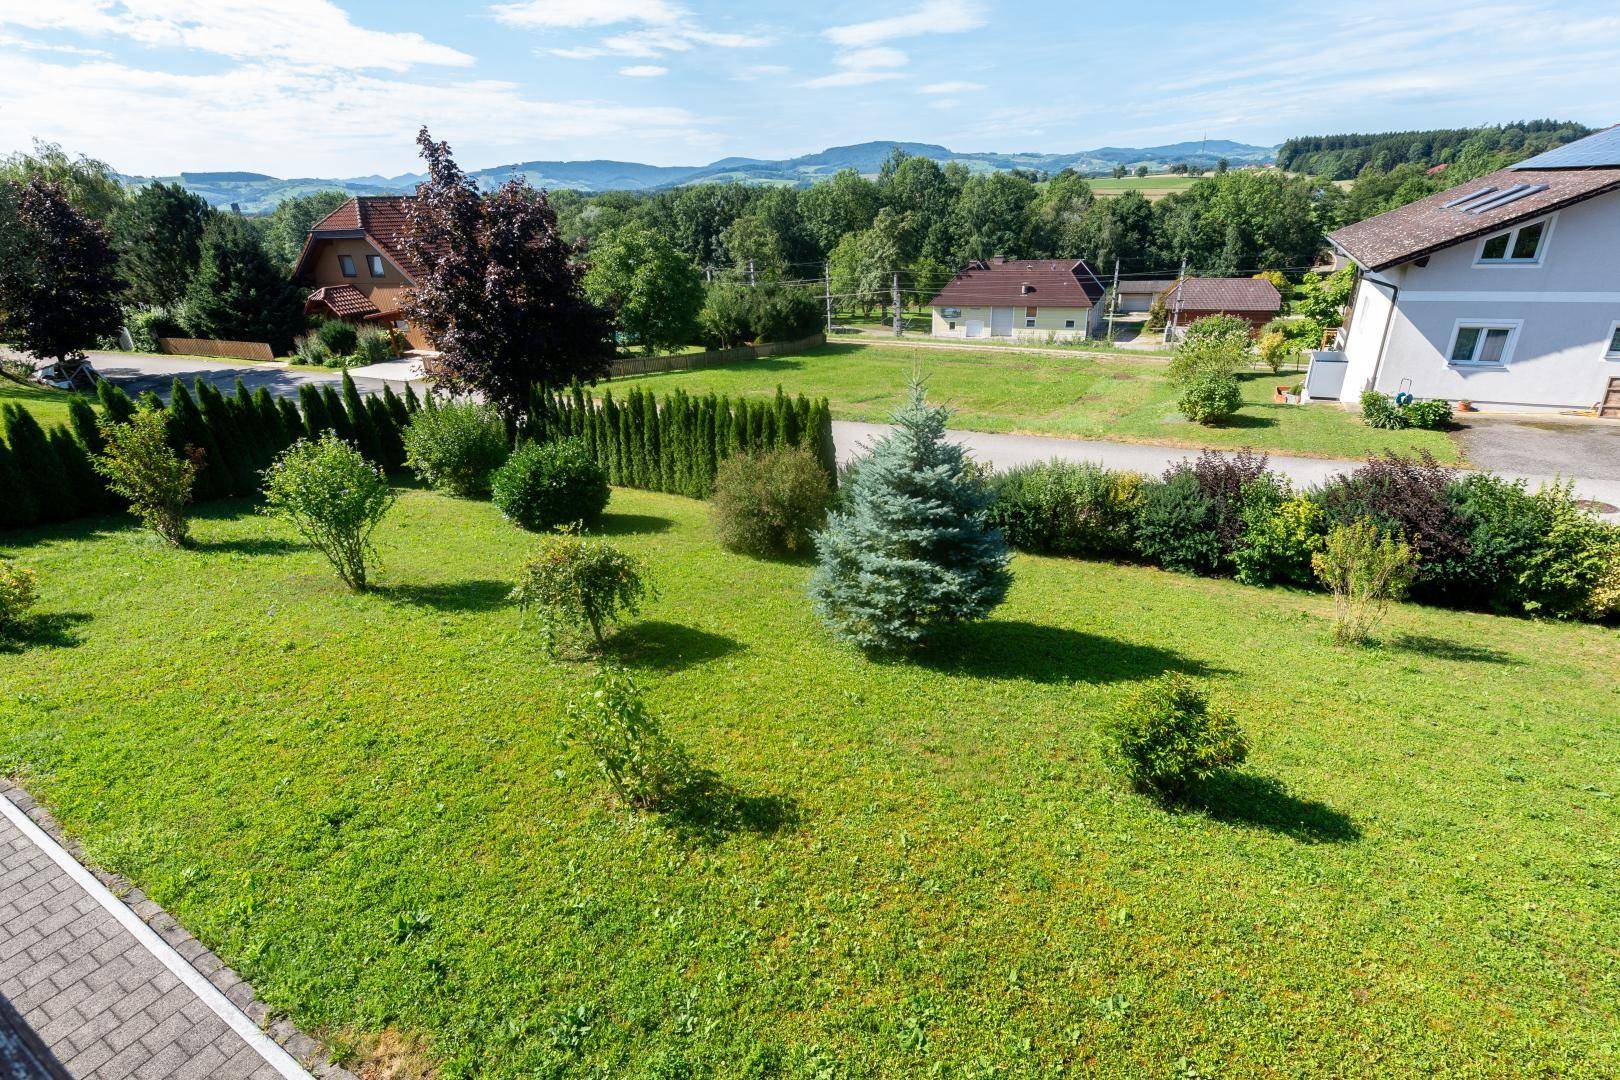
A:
[157,337,275,362]
[608,334,825,378]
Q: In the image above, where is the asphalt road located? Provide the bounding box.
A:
[72,351,1620,518]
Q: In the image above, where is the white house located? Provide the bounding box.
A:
[1324,125,1620,415]
[929,258,1106,341]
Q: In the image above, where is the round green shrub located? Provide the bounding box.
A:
[402,400,509,498]
[314,318,359,356]
[1133,469,1222,574]
[492,439,610,531]
[1100,673,1247,800]
[1360,390,1409,429]
[710,447,831,556]
[1179,371,1243,425]
[262,434,395,591]
[988,460,1143,558]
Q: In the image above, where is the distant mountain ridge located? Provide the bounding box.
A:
[125,138,1277,212]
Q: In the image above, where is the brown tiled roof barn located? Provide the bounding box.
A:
[930,258,1106,308]
[1165,277,1282,313]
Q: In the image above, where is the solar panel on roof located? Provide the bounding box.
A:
[1511,126,1620,170]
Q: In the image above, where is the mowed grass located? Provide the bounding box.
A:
[3,487,1618,1077]
[616,342,1463,462]
[1083,175,1202,199]
[0,376,77,428]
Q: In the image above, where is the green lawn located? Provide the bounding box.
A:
[614,342,1462,462]
[0,376,76,428]
[1084,175,1202,199]
[2,488,1616,1076]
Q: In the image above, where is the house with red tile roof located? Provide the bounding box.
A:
[291,196,432,350]
[1164,277,1282,337]
[928,258,1106,341]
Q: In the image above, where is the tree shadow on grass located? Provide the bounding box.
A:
[1387,633,1520,665]
[1213,412,1278,430]
[606,620,743,673]
[377,579,512,613]
[655,768,801,847]
[0,611,91,653]
[1188,772,1361,844]
[911,620,1218,685]
[594,512,673,537]
[191,537,308,556]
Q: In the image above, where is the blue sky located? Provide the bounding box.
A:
[2,0,1619,177]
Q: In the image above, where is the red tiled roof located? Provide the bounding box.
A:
[930,259,1106,309]
[304,284,380,319]
[301,195,424,281]
[1328,165,1620,272]
[1165,277,1282,313]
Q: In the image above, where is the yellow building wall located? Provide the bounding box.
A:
[930,305,1094,340]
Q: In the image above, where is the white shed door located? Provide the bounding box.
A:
[990,307,1014,336]
[964,320,984,339]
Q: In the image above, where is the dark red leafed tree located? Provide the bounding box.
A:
[0,178,122,376]
[401,129,616,416]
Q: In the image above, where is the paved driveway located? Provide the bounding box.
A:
[1458,415,1620,491]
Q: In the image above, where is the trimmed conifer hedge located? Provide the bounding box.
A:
[0,376,422,531]
[524,383,835,500]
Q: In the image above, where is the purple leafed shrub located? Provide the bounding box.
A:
[1317,451,1470,599]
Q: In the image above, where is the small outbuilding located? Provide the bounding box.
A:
[1164,277,1283,337]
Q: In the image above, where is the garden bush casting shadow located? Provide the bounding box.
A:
[1189,772,1361,844]
[914,619,1218,685]
[606,620,743,672]
[0,610,90,653]
[378,579,513,613]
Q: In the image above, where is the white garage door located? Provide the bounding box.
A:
[990,307,1014,337]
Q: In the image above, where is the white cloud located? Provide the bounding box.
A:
[618,64,667,76]
[919,80,983,94]
[733,63,789,81]
[801,44,908,89]
[824,0,987,46]
[491,0,684,29]
[0,0,473,71]
[0,50,714,175]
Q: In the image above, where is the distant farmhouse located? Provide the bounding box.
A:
[293,196,431,350]
[1116,279,1176,313]
[1164,277,1282,337]
[929,258,1107,341]
[1324,124,1620,415]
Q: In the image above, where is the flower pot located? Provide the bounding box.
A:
[1457,399,1476,413]
[1274,385,1291,404]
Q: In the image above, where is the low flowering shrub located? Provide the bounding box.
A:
[261,434,395,591]
[1100,674,1247,800]
[1234,496,1327,587]
[0,559,38,634]
[987,460,1142,558]
[1313,521,1418,644]
[510,529,651,656]
[710,447,831,557]
[492,439,610,532]
[403,400,509,498]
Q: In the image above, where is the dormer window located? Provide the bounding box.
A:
[338,254,357,278]
[367,254,386,278]
[1478,220,1546,264]
[1021,283,1033,294]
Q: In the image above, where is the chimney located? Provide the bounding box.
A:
[991,255,1006,265]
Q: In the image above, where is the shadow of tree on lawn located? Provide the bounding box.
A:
[911,620,1218,685]
[191,536,308,557]
[1189,772,1361,844]
[606,620,743,673]
[1387,633,1519,666]
[378,579,512,613]
[593,513,673,537]
[655,768,801,847]
[0,611,91,653]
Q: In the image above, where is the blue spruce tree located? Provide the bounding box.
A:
[808,383,1010,652]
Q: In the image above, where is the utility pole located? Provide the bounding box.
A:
[824,261,833,334]
[892,271,902,337]
[748,258,756,287]
[1106,258,1120,342]
[1168,256,1188,342]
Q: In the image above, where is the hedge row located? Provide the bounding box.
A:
[0,373,421,531]
[988,451,1620,623]
[526,383,836,500]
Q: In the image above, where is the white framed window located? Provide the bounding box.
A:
[1475,217,1551,266]
[1446,319,1522,366]
[338,254,357,278]
[1606,321,1620,359]
[367,254,386,278]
